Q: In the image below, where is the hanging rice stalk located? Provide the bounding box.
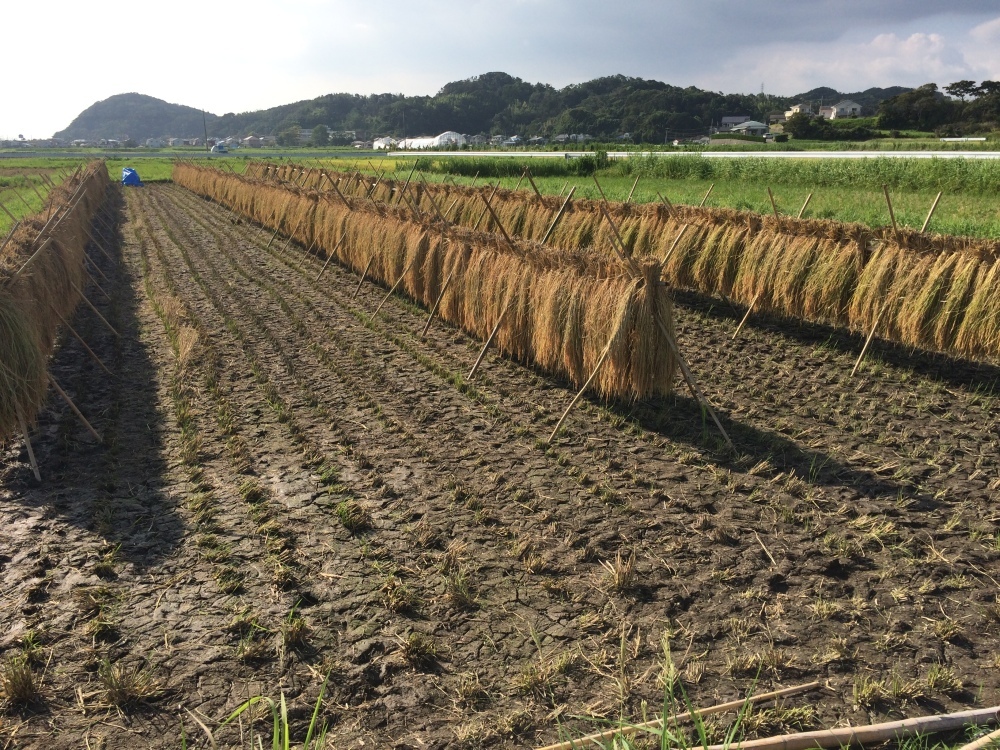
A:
[0,162,110,442]
[174,162,678,399]
[249,162,1000,363]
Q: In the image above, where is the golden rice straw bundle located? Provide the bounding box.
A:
[0,162,109,442]
[174,163,677,399]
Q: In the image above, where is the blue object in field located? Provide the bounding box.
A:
[121,167,143,186]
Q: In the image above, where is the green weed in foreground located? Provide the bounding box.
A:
[187,674,329,750]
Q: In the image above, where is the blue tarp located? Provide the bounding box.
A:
[122,167,142,186]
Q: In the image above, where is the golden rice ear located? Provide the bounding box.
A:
[1,162,109,440]
[174,163,679,400]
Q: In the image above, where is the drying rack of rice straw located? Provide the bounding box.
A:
[0,161,113,480]
[175,162,734,450]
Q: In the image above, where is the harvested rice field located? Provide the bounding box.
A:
[2,179,1000,748]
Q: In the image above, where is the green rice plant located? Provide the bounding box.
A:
[0,653,39,708]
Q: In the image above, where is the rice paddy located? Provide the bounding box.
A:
[2,155,1000,749]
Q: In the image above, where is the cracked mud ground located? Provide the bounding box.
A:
[1,183,999,748]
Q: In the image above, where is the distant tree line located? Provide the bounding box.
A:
[874,81,1000,134]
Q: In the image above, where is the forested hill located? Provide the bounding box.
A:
[54,73,910,143]
[54,93,209,142]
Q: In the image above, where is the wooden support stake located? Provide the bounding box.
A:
[536,682,822,750]
[8,238,53,284]
[316,233,348,281]
[83,267,110,299]
[83,226,116,264]
[16,407,41,481]
[468,300,513,379]
[657,191,676,219]
[0,220,21,255]
[732,291,762,341]
[53,308,113,376]
[472,182,501,230]
[279,213,309,254]
[0,200,17,225]
[48,374,101,442]
[540,186,575,245]
[883,184,898,236]
[513,169,526,192]
[655,316,735,452]
[592,175,610,203]
[323,174,352,209]
[350,256,375,297]
[13,189,33,213]
[625,175,640,204]
[557,181,569,197]
[373,255,419,316]
[420,177,450,224]
[699,182,715,208]
[480,191,513,245]
[767,187,779,218]
[796,192,813,219]
[69,282,120,337]
[921,191,943,233]
[548,334,616,443]
[660,223,689,268]
[395,161,418,205]
[421,270,456,338]
[525,169,542,199]
[959,727,1000,750]
[851,300,890,377]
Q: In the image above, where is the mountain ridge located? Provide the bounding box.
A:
[53,75,912,143]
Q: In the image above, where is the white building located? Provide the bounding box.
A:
[819,100,862,119]
[784,103,813,119]
[372,136,398,150]
[397,131,466,149]
[731,120,768,137]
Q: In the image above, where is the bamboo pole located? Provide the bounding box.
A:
[53,308,113,376]
[547,334,616,443]
[472,182,501,231]
[513,169,526,192]
[48,375,102,442]
[558,181,569,197]
[82,226,116,264]
[851,300,890,377]
[69,283,120,337]
[316,233,348,281]
[395,161,418,206]
[8,238,53,284]
[657,191,677,219]
[350,256,375,298]
[16,407,41,482]
[480,191,514,245]
[535,681,821,750]
[525,168,542,199]
[699,705,1000,750]
[921,191,943,233]
[659,223,689,268]
[592,175,610,204]
[796,192,813,219]
[654,316,735,452]
[540,187,575,244]
[0,199,17,223]
[0,220,21,254]
[372,254,419,317]
[732,291,762,340]
[83,267,110,299]
[279,212,309,254]
[420,176,450,224]
[12,189,33,213]
[323,173,352,209]
[767,187,779,218]
[959,727,1000,750]
[625,175,640,204]
[883,184,898,236]
[468,300,513,379]
[421,269,456,338]
[265,224,282,249]
[699,183,715,208]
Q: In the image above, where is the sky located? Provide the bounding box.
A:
[5,0,1000,139]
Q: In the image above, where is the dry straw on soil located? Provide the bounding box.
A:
[174,163,677,399]
[264,162,1000,363]
[0,162,109,442]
